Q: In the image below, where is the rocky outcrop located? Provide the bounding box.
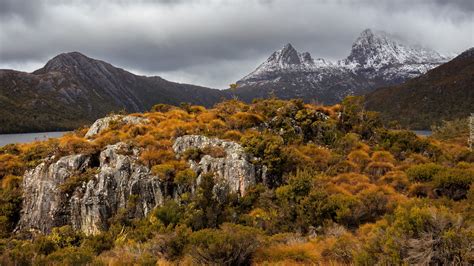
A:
[85,115,149,138]
[18,143,165,235]
[18,135,263,235]
[173,135,263,197]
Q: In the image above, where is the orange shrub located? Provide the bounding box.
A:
[408,183,434,198]
[196,112,217,123]
[0,154,23,177]
[328,160,358,175]
[1,175,21,190]
[229,112,264,129]
[365,162,394,179]
[59,135,96,155]
[222,130,243,141]
[379,171,409,192]
[348,149,370,170]
[139,149,175,167]
[371,151,396,164]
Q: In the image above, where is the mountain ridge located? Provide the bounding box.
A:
[233,29,453,104]
[365,46,474,129]
[0,52,229,133]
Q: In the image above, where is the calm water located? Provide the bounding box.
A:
[0,131,69,147]
[413,130,432,136]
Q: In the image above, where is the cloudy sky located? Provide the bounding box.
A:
[0,0,472,88]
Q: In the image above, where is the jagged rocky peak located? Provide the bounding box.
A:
[270,43,301,65]
[343,28,449,70]
[237,43,329,85]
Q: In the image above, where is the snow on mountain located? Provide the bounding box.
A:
[339,29,451,81]
[235,29,453,103]
[238,43,336,85]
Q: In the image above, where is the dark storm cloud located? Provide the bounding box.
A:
[0,0,472,88]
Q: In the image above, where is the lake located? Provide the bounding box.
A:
[0,131,70,147]
[413,130,433,137]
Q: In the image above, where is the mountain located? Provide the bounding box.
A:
[0,52,228,133]
[232,44,367,103]
[232,29,452,104]
[365,47,474,129]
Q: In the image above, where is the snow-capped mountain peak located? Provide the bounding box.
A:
[238,43,333,84]
[234,28,454,104]
[342,29,449,71]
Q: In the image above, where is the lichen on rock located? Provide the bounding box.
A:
[85,115,149,138]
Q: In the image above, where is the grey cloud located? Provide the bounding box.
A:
[0,0,472,88]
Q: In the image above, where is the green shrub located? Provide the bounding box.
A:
[406,163,444,182]
[151,164,175,181]
[182,148,202,161]
[175,169,197,187]
[356,204,473,265]
[433,168,474,200]
[153,200,185,227]
[156,225,191,260]
[189,223,262,265]
[81,233,114,255]
[59,168,98,195]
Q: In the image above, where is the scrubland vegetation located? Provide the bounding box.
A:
[0,97,472,265]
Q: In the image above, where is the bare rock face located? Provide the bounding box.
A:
[18,154,91,233]
[173,135,263,197]
[18,143,164,235]
[85,115,149,138]
[69,143,164,235]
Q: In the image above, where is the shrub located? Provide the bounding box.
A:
[336,133,361,153]
[59,135,96,155]
[81,234,114,255]
[151,103,176,113]
[1,175,21,190]
[380,171,410,192]
[48,225,83,249]
[432,118,469,142]
[222,130,243,141]
[182,147,202,161]
[365,162,394,178]
[320,233,358,264]
[139,149,174,167]
[406,163,444,182]
[229,112,264,129]
[432,168,474,200]
[254,241,319,264]
[151,164,175,181]
[42,247,94,265]
[371,151,395,164]
[153,200,185,227]
[189,223,262,265]
[59,168,98,195]
[0,154,23,177]
[175,169,197,187]
[408,183,433,198]
[201,146,226,158]
[241,133,286,187]
[356,205,473,265]
[155,225,191,261]
[348,149,370,169]
[327,160,358,175]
